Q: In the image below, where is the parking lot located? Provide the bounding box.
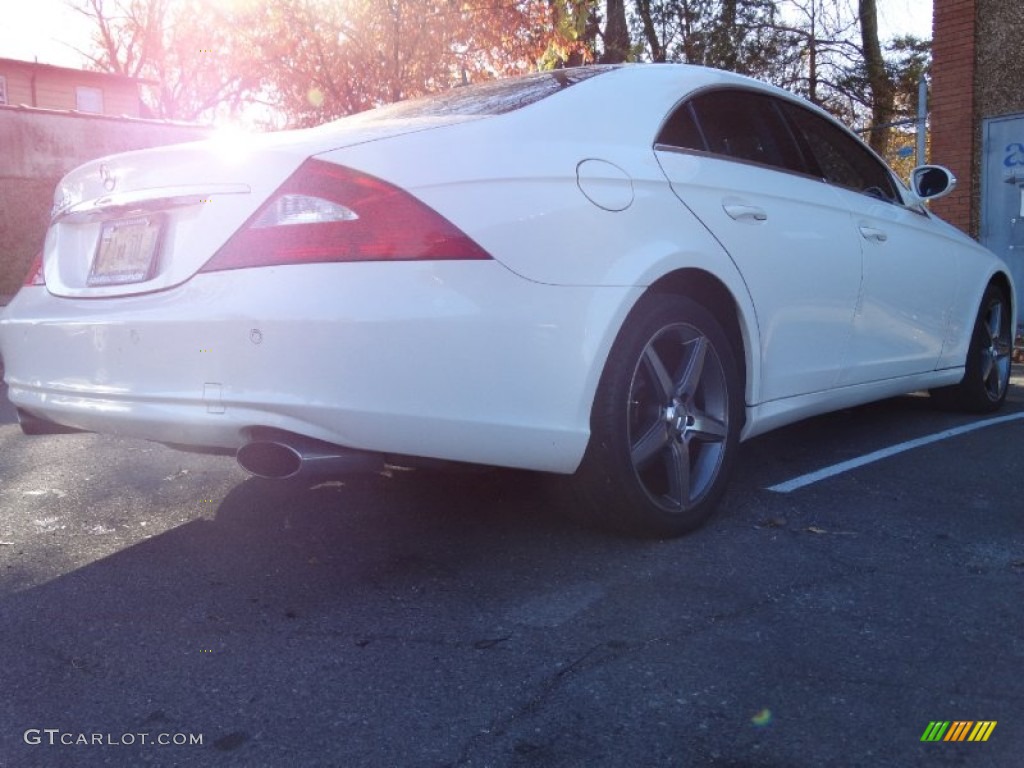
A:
[1,367,1022,767]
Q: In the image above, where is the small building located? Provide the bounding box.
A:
[0,59,210,296]
[0,56,145,117]
[931,0,1024,318]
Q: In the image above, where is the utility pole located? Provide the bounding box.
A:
[916,78,928,167]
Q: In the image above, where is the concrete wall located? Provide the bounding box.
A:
[0,106,211,295]
[974,0,1024,119]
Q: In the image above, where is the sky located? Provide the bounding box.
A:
[1,0,95,67]
[0,0,934,70]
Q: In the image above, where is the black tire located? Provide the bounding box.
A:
[930,284,1012,413]
[572,294,742,538]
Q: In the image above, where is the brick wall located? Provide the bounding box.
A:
[930,0,977,235]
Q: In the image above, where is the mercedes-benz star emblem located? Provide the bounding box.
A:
[99,163,117,192]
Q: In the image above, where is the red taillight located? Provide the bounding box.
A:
[23,251,44,286]
[200,159,491,273]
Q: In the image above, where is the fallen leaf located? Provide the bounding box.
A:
[804,526,857,536]
[311,480,345,490]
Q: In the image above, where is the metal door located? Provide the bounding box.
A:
[981,113,1024,316]
[656,149,862,402]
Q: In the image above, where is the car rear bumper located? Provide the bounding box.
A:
[0,262,640,473]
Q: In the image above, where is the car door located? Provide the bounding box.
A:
[780,102,961,385]
[654,88,863,403]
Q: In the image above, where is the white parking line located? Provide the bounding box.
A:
[766,411,1024,493]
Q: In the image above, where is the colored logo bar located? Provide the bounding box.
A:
[920,721,997,742]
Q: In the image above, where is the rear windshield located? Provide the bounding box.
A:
[355,66,620,120]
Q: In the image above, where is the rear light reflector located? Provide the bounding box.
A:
[23,251,44,286]
[252,194,358,228]
[200,160,491,272]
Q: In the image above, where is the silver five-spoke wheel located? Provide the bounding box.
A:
[979,293,1012,403]
[931,284,1012,412]
[573,294,741,537]
[628,326,729,513]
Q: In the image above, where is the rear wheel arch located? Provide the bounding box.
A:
[988,272,1015,322]
[931,278,1013,412]
[646,269,751,415]
[572,288,746,536]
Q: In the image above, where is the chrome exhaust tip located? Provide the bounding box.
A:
[236,429,383,479]
[236,441,302,479]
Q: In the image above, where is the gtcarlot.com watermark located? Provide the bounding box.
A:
[24,728,203,747]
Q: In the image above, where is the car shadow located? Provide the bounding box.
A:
[0,377,18,425]
[4,461,619,607]
[0,460,664,763]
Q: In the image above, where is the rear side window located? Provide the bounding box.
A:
[780,102,899,202]
[657,102,706,151]
[657,89,808,175]
[351,66,621,120]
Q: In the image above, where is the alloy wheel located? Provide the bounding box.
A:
[981,296,1012,402]
[627,324,729,513]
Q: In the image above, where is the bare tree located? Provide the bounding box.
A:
[630,0,792,78]
[858,0,895,154]
[67,0,261,121]
[772,0,863,118]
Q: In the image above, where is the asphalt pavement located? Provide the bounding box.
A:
[0,369,1022,767]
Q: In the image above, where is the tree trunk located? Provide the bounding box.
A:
[859,0,894,155]
[601,0,630,63]
[719,0,738,71]
[389,0,403,103]
[636,0,665,62]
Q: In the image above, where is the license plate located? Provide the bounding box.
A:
[88,215,164,286]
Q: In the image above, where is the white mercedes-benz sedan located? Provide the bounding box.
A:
[0,64,1015,537]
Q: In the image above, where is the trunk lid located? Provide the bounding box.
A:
[43,115,478,298]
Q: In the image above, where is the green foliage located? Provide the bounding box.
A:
[888,35,931,118]
[540,0,601,68]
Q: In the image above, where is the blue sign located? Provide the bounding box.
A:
[1004,142,1024,168]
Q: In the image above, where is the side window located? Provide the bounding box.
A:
[658,89,808,175]
[781,102,899,203]
[656,102,706,151]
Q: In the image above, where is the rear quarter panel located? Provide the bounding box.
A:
[317,110,764,407]
[930,214,1017,370]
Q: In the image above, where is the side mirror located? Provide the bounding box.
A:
[910,165,957,201]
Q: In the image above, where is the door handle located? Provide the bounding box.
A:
[723,203,768,222]
[859,225,888,242]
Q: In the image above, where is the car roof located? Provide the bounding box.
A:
[312,63,864,160]
[481,63,816,146]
